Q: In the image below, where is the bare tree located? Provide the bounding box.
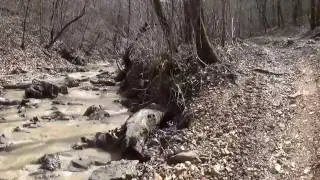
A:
[221,0,226,47]
[183,0,192,43]
[152,0,177,53]
[189,0,220,64]
[311,0,320,29]
[277,0,284,27]
[45,0,88,49]
[292,0,302,25]
[20,0,31,50]
[256,0,270,32]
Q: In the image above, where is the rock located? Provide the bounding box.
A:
[66,76,80,88]
[71,56,87,66]
[72,142,87,150]
[85,108,164,160]
[213,163,224,175]
[154,172,163,180]
[52,100,66,105]
[120,109,164,160]
[0,97,21,106]
[68,158,92,172]
[11,67,27,74]
[22,122,40,128]
[90,78,116,86]
[271,163,283,174]
[167,151,200,164]
[39,154,61,171]
[41,111,70,121]
[89,160,139,180]
[94,130,122,150]
[13,126,30,133]
[83,105,110,120]
[25,80,68,99]
[0,134,11,151]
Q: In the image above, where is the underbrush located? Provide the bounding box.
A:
[119,44,234,129]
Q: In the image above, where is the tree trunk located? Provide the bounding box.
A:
[21,0,31,50]
[277,0,284,27]
[189,0,220,64]
[293,0,302,25]
[183,0,192,43]
[152,0,177,53]
[311,0,318,29]
[256,0,269,32]
[221,0,226,47]
[127,0,131,47]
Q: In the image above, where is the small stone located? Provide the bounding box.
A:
[271,163,282,174]
[213,164,224,175]
[185,161,192,167]
[279,123,285,130]
[154,172,163,180]
[69,158,92,172]
[174,163,187,171]
[304,167,311,174]
[168,151,200,164]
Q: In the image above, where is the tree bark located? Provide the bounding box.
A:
[256,0,269,32]
[221,0,226,47]
[21,0,31,50]
[152,0,177,53]
[189,0,220,64]
[292,0,302,25]
[277,0,284,27]
[311,0,318,29]
[183,0,192,43]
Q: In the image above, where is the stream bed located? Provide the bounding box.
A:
[0,62,129,179]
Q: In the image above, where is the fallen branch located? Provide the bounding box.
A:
[3,83,31,89]
[252,68,285,76]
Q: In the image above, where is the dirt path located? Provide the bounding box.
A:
[187,36,320,179]
[286,52,320,179]
[242,37,320,179]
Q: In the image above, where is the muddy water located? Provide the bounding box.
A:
[0,63,129,179]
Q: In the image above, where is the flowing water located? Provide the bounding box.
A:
[0,63,129,179]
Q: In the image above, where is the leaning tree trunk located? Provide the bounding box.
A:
[189,0,220,64]
[152,0,177,53]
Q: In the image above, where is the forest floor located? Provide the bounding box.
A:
[177,33,320,179]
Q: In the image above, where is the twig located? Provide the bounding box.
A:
[252,68,285,76]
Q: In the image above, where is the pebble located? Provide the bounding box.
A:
[213,163,224,175]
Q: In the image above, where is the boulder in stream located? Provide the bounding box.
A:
[25,80,68,99]
[39,154,61,171]
[68,158,92,172]
[41,111,71,121]
[90,78,116,86]
[66,76,80,88]
[0,97,21,106]
[84,105,110,120]
[0,134,11,151]
[88,108,164,161]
